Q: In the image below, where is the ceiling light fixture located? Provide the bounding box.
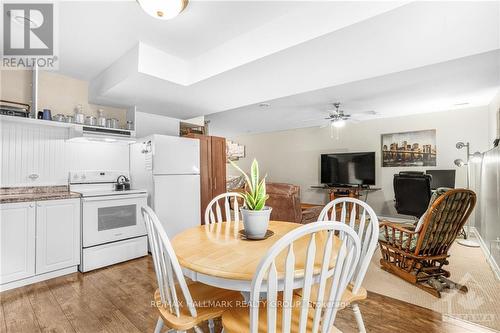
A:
[137,0,188,20]
[332,119,346,128]
[259,102,271,108]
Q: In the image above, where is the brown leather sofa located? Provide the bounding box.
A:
[266,183,323,224]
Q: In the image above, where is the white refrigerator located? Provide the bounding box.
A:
[130,134,201,237]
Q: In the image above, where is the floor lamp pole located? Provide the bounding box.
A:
[457,143,480,248]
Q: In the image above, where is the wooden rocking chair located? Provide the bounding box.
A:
[378,188,476,298]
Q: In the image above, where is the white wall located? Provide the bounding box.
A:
[0,122,68,186]
[0,68,129,125]
[488,91,500,147]
[135,111,180,138]
[227,106,490,217]
[67,142,129,172]
[0,121,131,186]
[0,111,182,187]
[0,69,184,187]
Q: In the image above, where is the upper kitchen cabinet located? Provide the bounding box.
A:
[35,198,81,274]
[0,202,36,284]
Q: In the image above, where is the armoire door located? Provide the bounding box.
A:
[210,136,227,198]
[197,135,212,224]
[181,134,227,224]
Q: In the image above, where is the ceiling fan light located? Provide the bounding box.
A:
[332,119,346,128]
[138,0,188,20]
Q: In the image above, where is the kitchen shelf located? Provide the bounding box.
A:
[0,115,74,128]
[1,115,136,144]
[0,115,134,134]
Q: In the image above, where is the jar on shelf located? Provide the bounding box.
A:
[74,104,84,124]
[97,109,106,127]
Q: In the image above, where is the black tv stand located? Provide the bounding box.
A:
[326,185,363,201]
[310,184,379,202]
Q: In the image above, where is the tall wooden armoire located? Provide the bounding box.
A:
[185,134,227,224]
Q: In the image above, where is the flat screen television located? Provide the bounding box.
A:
[321,152,376,186]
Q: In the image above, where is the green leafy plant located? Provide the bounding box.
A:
[230,159,269,211]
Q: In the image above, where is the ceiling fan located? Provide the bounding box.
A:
[323,102,351,128]
[320,103,381,128]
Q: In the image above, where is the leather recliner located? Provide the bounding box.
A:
[266,183,323,224]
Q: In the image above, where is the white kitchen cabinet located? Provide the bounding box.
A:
[0,202,36,284]
[35,198,80,274]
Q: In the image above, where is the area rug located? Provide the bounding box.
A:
[364,238,500,331]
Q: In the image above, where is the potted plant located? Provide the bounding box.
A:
[230,159,271,239]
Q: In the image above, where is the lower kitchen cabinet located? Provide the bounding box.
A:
[35,198,80,274]
[0,202,36,284]
[0,198,81,290]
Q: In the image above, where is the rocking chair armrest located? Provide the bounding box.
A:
[380,221,419,252]
[379,221,418,234]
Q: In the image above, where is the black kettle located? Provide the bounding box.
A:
[115,175,131,191]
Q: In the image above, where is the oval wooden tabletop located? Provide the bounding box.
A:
[172,220,340,281]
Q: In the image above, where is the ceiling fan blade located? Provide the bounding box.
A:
[351,110,380,118]
[300,117,322,122]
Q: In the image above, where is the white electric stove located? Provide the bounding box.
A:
[70,171,148,272]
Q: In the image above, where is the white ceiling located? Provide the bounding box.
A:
[58,1,299,80]
[51,1,500,134]
[206,50,500,137]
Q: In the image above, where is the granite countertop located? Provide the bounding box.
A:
[0,186,81,204]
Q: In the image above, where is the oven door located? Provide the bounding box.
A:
[82,193,148,248]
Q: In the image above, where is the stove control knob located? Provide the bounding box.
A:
[73,174,79,179]
[81,174,87,180]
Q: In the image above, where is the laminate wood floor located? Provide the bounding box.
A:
[0,256,495,333]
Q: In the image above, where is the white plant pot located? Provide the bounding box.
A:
[241,207,272,239]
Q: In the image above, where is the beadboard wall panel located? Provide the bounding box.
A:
[1,122,69,187]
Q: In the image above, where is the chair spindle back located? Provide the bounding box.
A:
[318,198,379,294]
[250,222,361,333]
[204,192,244,226]
[416,189,476,255]
[141,206,197,318]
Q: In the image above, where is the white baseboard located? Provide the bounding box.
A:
[471,227,500,281]
[0,266,78,292]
